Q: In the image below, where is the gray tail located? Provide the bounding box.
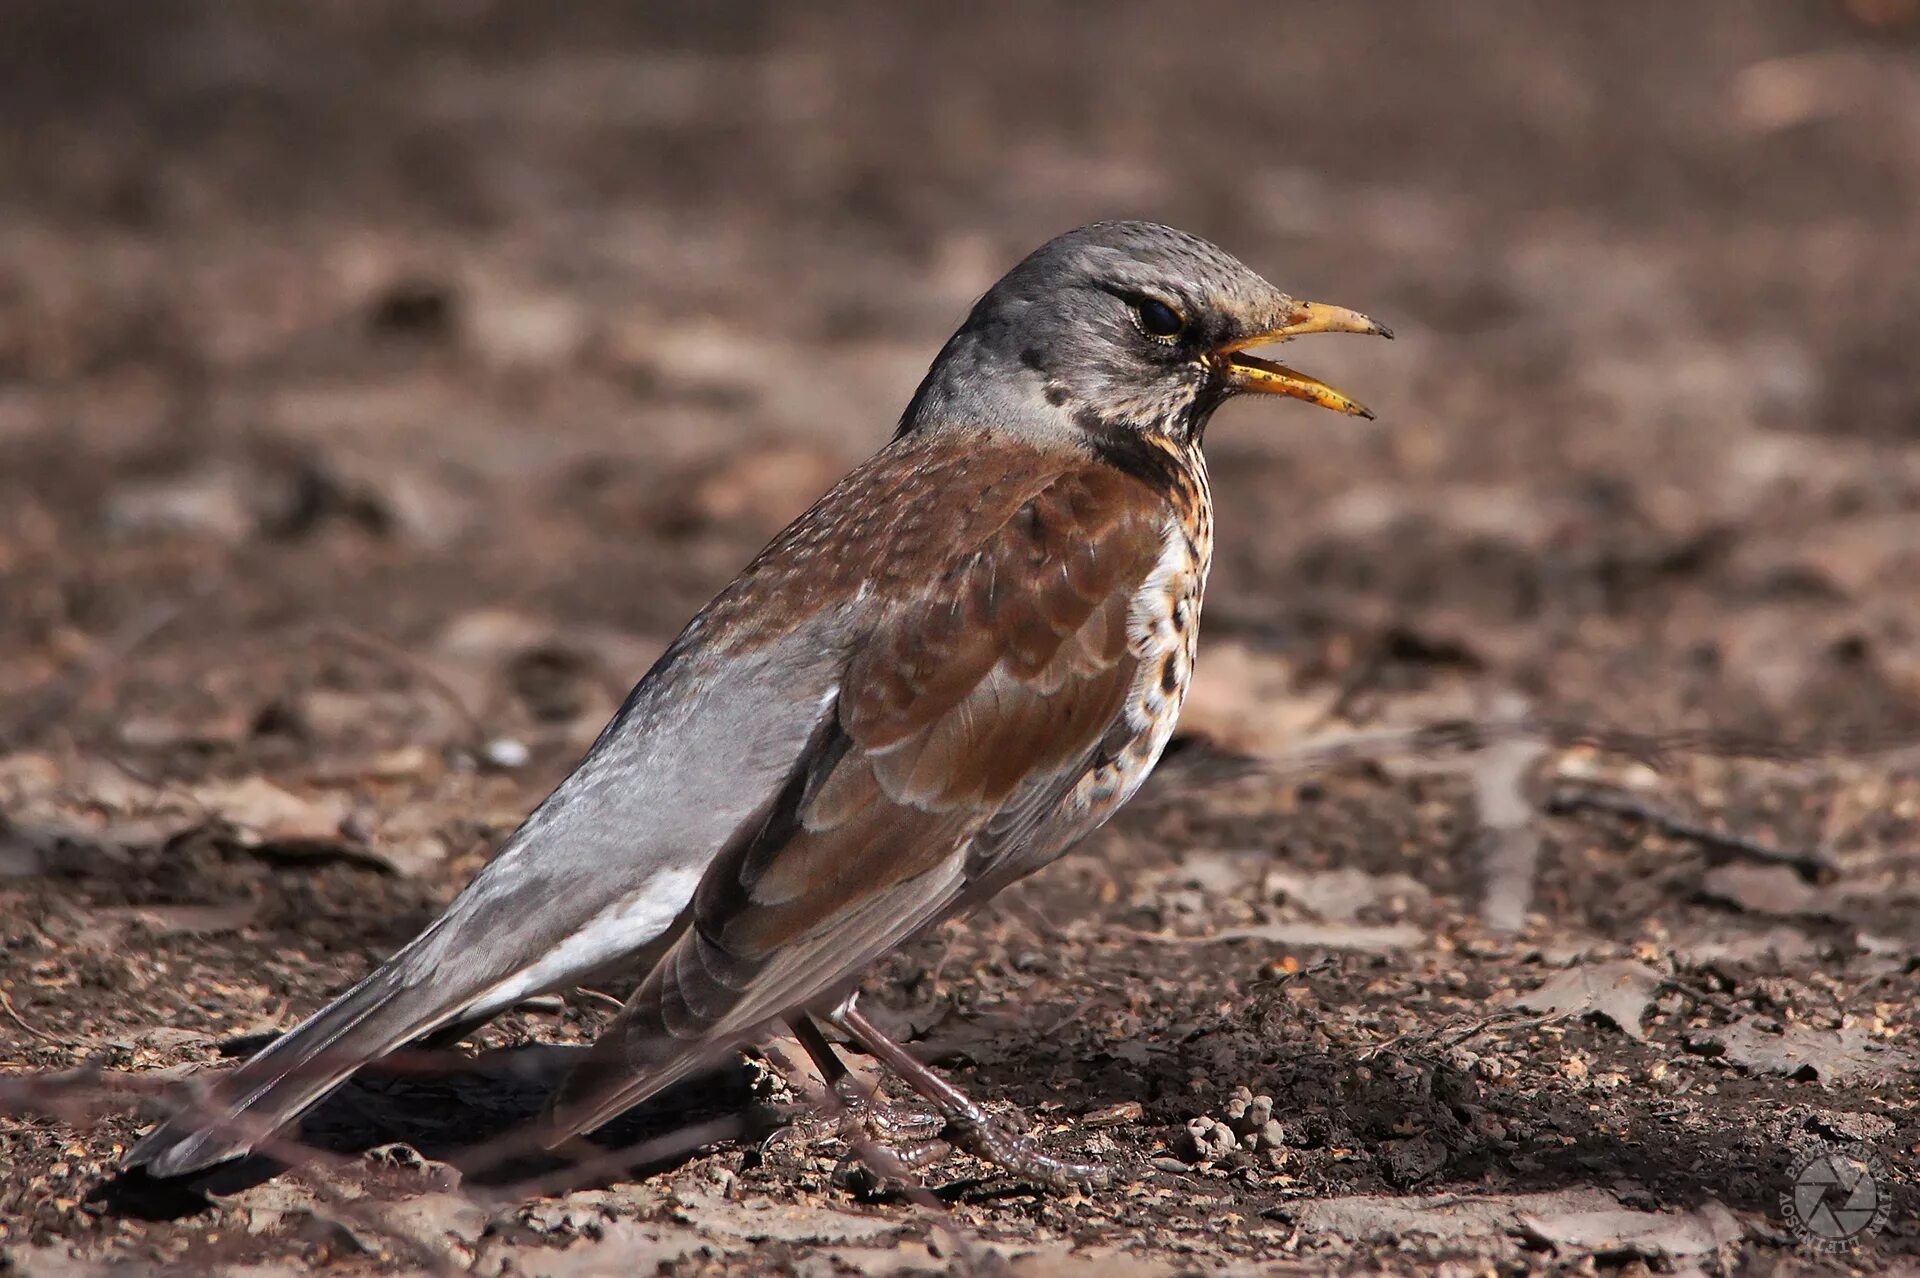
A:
[123,956,467,1178]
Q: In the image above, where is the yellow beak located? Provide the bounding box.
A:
[1218,301,1393,420]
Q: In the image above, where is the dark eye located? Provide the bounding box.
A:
[1134,297,1186,341]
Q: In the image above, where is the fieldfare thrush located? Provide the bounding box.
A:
[126,220,1390,1190]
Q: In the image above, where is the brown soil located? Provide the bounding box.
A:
[1,3,1916,1274]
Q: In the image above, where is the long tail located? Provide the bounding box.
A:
[123,951,472,1178]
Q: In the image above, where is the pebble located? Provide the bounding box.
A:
[483,737,531,769]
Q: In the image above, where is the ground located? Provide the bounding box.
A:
[1,2,1917,1274]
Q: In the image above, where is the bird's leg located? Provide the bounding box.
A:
[778,1015,953,1191]
[766,1016,950,1190]
[830,1000,1112,1193]
[787,1015,945,1143]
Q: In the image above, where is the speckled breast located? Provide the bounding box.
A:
[1073,447,1214,825]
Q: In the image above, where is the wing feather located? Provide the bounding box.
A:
[548,462,1172,1135]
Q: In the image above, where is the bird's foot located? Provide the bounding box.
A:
[765,1074,954,1192]
[828,1001,1113,1195]
[823,1099,1114,1196]
[780,1074,945,1146]
[835,1075,947,1143]
[938,1109,1112,1194]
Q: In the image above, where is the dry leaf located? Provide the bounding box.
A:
[93,901,260,936]
[1511,960,1660,1040]
[1292,1187,1621,1244]
[196,776,350,849]
[1672,926,1820,967]
[667,1189,906,1245]
[1175,641,1338,757]
[1517,1199,1743,1258]
[1263,865,1429,922]
[378,1192,488,1247]
[1700,864,1829,919]
[1696,1022,1914,1087]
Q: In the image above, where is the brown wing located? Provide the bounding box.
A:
[548,460,1171,1134]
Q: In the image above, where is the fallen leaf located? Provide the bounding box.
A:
[234,1181,330,1238]
[1671,926,1820,967]
[668,1190,906,1245]
[1293,1187,1621,1243]
[1005,1245,1183,1277]
[497,1222,716,1277]
[1262,865,1430,922]
[379,1192,488,1246]
[103,465,256,541]
[1170,848,1265,895]
[1511,960,1661,1040]
[1517,1199,1743,1258]
[1082,1101,1144,1128]
[1175,641,1338,757]
[1700,864,1830,919]
[106,1026,218,1054]
[362,807,453,878]
[196,776,445,874]
[93,901,260,936]
[196,776,350,849]
[1694,1022,1914,1087]
[0,753,202,872]
[115,705,254,749]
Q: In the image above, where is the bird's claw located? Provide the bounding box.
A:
[830,1135,953,1195]
[772,1075,945,1148]
[940,1111,1112,1194]
[775,1084,1109,1195]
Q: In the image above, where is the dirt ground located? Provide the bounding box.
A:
[2,2,1918,1274]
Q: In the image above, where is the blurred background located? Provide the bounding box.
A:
[3,2,1918,1270]
[4,1,1919,745]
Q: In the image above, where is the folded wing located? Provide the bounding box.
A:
[549,460,1172,1134]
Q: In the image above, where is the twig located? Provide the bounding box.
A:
[298,619,486,747]
[2,1070,465,1277]
[1267,715,1920,780]
[760,1041,987,1271]
[0,1056,806,1269]
[1359,1009,1564,1061]
[1465,694,1545,935]
[1034,998,1100,1039]
[1546,784,1837,880]
[0,589,205,749]
[0,988,59,1042]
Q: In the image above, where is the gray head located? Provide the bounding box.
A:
[901,221,1390,449]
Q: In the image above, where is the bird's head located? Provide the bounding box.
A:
[901,220,1391,449]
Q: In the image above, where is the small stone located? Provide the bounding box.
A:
[1181,1115,1238,1165]
[482,737,531,769]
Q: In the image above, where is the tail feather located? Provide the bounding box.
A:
[124,959,466,1178]
[541,992,738,1147]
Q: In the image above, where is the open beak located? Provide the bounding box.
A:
[1217,301,1393,420]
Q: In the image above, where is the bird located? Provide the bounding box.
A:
[124,220,1390,1190]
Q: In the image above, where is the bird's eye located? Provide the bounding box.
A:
[1133,297,1186,341]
